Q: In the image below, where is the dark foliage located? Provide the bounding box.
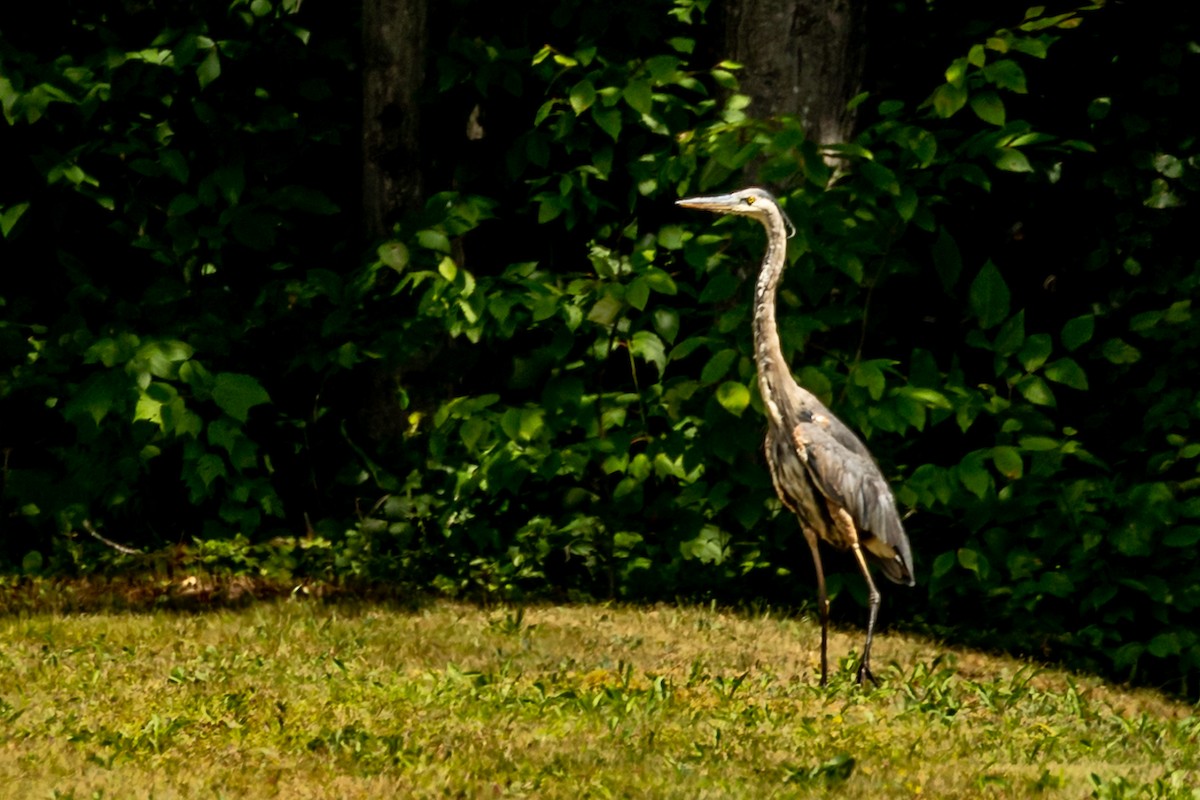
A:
[1,0,1197,695]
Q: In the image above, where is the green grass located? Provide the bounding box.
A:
[1,594,1197,798]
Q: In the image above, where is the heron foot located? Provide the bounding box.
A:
[855,660,879,686]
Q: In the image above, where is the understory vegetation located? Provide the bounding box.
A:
[1,598,1198,798]
[2,0,1199,697]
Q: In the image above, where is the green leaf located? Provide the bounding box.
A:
[212,373,271,422]
[500,407,544,443]
[196,49,221,89]
[1,202,30,238]
[879,99,904,117]
[710,69,738,90]
[631,331,666,377]
[670,337,710,362]
[653,308,680,344]
[1037,572,1074,597]
[137,340,195,380]
[169,193,199,217]
[1043,358,1088,390]
[944,57,969,87]
[667,37,695,54]
[179,360,213,393]
[993,148,1033,172]
[992,446,1023,479]
[906,387,953,409]
[838,252,864,283]
[417,229,451,253]
[646,55,681,82]
[895,185,918,222]
[160,149,190,183]
[1016,375,1055,406]
[64,371,127,427]
[22,550,44,574]
[1148,633,1181,658]
[623,80,653,115]
[378,241,409,272]
[211,164,245,204]
[1166,300,1191,324]
[852,362,886,401]
[968,261,1010,329]
[459,416,491,453]
[533,99,558,126]
[626,278,650,311]
[958,454,990,499]
[699,271,739,303]
[587,294,621,326]
[1101,338,1141,364]
[1060,314,1094,351]
[657,225,685,250]
[982,59,1027,93]
[798,367,832,404]
[931,83,968,118]
[970,91,1006,126]
[1018,334,1052,372]
[957,547,990,579]
[569,79,596,114]
[993,310,1025,356]
[931,551,956,580]
[592,106,622,141]
[1019,435,1059,451]
[1163,526,1200,547]
[195,453,227,487]
[537,197,563,224]
[716,381,750,417]
[642,268,678,295]
[701,349,738,385]
[680,525,729,564]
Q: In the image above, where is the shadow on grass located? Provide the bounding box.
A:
[0,573,434,617]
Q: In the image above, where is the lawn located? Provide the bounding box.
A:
[1,592,1197,798]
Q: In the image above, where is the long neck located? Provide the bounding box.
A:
[752,207,794,428]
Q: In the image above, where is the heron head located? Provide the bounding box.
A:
[676,187,794,237]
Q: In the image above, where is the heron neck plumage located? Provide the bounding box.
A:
[752,208,793,428]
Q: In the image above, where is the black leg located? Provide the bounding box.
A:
[802,527,829,686]
[849,541,882,686]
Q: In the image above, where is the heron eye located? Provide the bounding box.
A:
[745,196,756,206]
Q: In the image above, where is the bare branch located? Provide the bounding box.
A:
[81,520,143,556]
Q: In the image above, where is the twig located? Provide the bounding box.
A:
[81,519,143,555]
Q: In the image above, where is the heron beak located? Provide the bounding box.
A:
[675,194,741,213]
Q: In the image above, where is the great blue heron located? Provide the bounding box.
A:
[677,187,915,686]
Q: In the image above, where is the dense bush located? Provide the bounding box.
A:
[1,1,1197,694]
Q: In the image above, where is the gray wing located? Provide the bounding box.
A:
[781,379,877,461]
[793,415,915,586]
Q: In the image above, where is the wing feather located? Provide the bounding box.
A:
[792,415,915,586]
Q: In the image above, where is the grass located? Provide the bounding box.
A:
[1,592,1198,798]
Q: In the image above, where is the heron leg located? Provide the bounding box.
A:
[829,507,882,686]
[850,543,883,685]
[801,526,830,687]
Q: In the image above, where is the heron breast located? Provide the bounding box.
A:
[767,430,837,542]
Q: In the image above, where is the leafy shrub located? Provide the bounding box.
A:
[1,1,1198,695]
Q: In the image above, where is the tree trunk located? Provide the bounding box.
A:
[362,0,428,240]
[723,0,865,146]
